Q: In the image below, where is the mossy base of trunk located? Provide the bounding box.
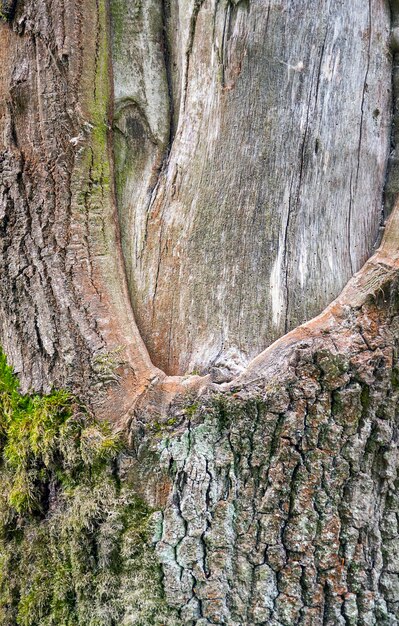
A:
[1,279,399,626]
[0,351,176,626]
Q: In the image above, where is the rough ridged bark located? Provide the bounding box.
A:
[125,194,399,624]
[0,0,161,420]
[137,232,399,625]
[1,1,399,625]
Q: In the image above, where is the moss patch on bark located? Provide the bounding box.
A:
[0,350,175,626]
[0,0,16,20]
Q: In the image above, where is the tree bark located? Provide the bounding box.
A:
[0,0,163,420]
[1,0,399,624]
[144,283,399,624]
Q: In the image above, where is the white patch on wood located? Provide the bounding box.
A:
[270,246,285,328]
[298,242,308,288]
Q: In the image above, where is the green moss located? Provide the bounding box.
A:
[0,350,176,626]
[184,402,199,419]
[151,416,180,436]
[109,0,128,59]
[0,0,15,21]
[0,350,119,517]
[391,366,399,391]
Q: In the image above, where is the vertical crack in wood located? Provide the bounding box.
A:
[183,0,205,111]
[352,0,372,273]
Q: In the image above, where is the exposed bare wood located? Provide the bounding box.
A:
[112,0,392,381]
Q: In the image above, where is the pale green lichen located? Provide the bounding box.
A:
[92,345,127,385]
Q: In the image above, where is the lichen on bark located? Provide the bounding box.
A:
[3,270,399,625]
[129,273,399,625]
[2,0,399,624]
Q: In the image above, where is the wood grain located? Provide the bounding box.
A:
[112,0,392,379]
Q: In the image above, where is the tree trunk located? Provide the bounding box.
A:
[1,0,399,624]
[112,0,391,378]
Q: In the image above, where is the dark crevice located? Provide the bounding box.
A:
[160,0,176,148]
[383,1,399,220]
[0,0,17,20]
[183,0,205,110]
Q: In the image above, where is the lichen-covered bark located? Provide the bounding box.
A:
[1,4,399,624]
[128,268,399,625]
[112,0,392,378]
[3,269,399,625]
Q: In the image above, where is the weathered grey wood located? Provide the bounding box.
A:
[385,0,399,215]
[112,0,392,379]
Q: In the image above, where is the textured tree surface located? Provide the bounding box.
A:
[1,0,399,625]
[0,0,394,394]
[147,269,399,625]
[112,0,391,376]
[0,0,162,422]
[128,194,399,623]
